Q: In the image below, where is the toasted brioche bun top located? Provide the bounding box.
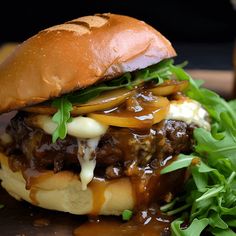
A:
[0,13,176,113]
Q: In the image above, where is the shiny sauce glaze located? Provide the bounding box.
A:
[91,90,170,129]
[74,206,171,236]
[29,188,39,205]
[88,177,110,215]
[22,168,53,190]
[85,157,184,235]
[22,168,54,205]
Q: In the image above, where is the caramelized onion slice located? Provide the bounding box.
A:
[89,96,169,129]
[23,89,133,115]
[72,89,133,115]
[149,80,189,96]
[89,113,148,128]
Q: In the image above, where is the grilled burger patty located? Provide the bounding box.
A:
[3,112,195,179]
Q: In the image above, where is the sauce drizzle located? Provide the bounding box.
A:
[29,188,39,205]
[89,177,109,215]
[74,206,171,236]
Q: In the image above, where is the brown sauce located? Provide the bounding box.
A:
[99,92,169,129]
[74,207,171,236]
[89,177,109,215]
[22,168,53,190]
[74,220,168,236]
[29,188,39,205]
[128,158,186,211]
[21,168,55,205]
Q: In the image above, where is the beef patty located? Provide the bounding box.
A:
[3,112,195,179]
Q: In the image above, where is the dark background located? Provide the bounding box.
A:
[0,0,235,69]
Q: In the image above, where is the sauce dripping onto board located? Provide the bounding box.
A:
[74,207,171,236]
[89,178,109,215]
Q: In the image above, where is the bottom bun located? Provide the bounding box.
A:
[0,152,134,215]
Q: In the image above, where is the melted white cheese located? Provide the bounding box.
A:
[77,137,100,190]
[166,100,210,130]
[32,115,108,139]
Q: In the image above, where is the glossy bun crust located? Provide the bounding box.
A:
[0,13,176,113]
[0,153,134,215]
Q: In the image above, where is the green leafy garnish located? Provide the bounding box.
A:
[160,154,195,174]
[160,64,236,235]
[171,218,209,236]
[122,209,133,221]
[0,204,3,209]
[229,100,236,113]
[51,97,72,143]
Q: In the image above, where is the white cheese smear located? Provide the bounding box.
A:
[32,115,108,138]
[77,137,100,190]
[166,100,210,130]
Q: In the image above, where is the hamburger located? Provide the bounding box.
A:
[0,13,211,218]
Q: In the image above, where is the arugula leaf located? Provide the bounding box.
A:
[209,212,228,229]
[211,228,236,236]
[160,154,195,174]
[194,123,236,170]
[161,155,236,233]
[191,165,209,190]
[229,100,236,112]
[51,97,72,142]
[195,186,225,202]
[171,218,209,236]
[225,218,236,227]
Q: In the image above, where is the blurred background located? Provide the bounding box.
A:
[0,0,235,97]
